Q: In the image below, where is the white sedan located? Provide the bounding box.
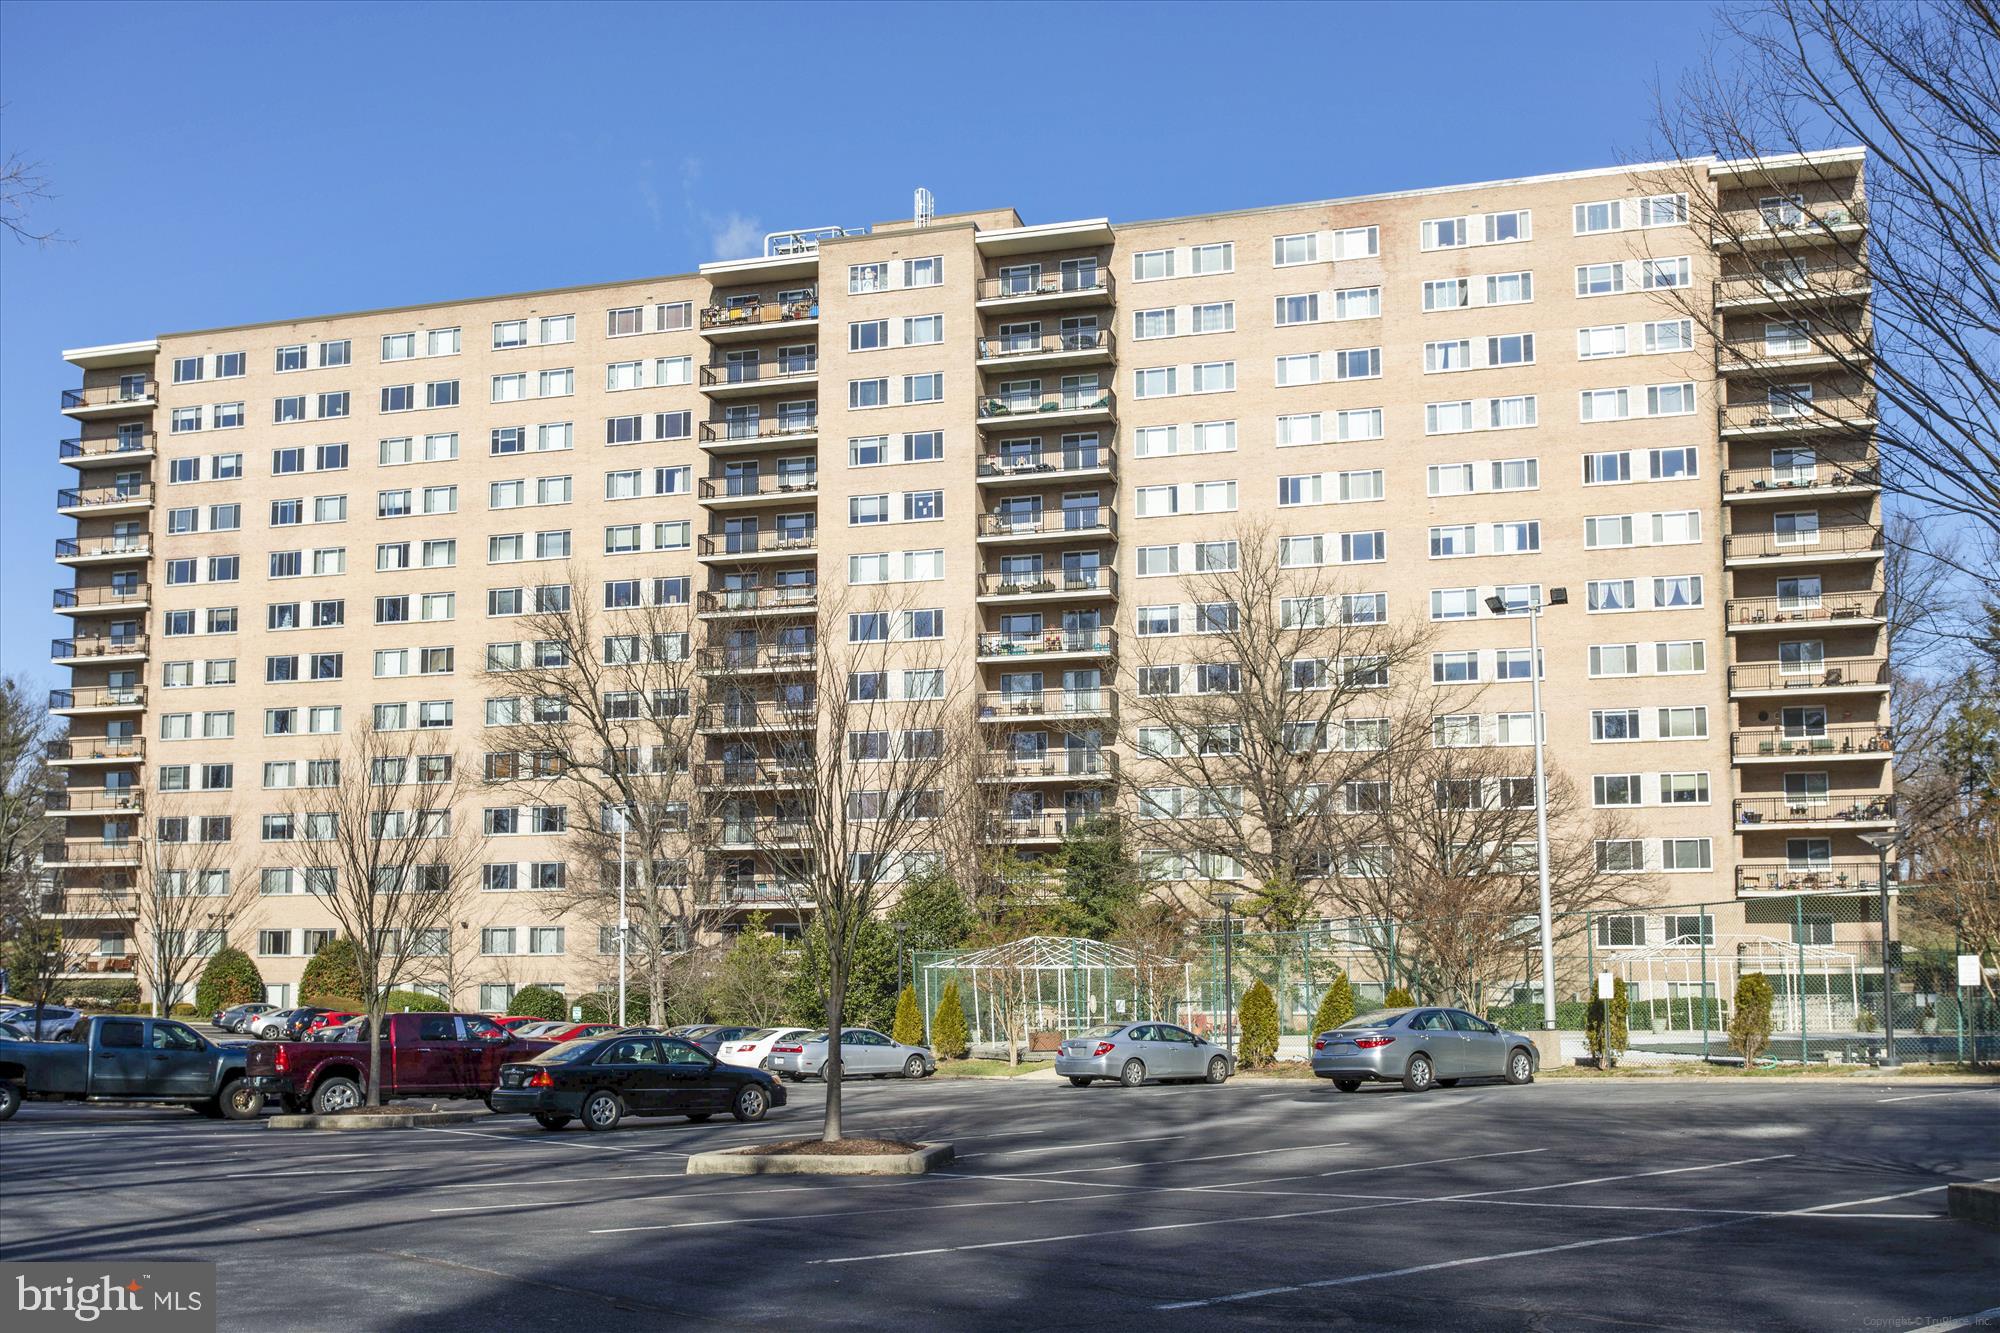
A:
[715,1026,817,1070]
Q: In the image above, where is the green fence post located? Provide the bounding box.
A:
[1699,917,1711,1063]
[1956,933,1968,1064]
[1795,896,1808,1065]
[1585,912,1595,1021]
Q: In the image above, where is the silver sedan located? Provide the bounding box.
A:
[1311,1007,1538,1092]
[764,1027,936,1081]
[1055,1022,1233,1087]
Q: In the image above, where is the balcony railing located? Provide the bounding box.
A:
[978,444,1116,480]
[1728,657,1888,692]
[978,689,1117,721]
[55,586,147,610]
[1735,861,1885,895]
[699,299,819,332]
[699,416,820,444]
[1716,201,1867,245]
[695,644,818,673]
[977,569,1117,598]
[698,875,810,906]
[1723,526,1882,560]
[45,788,144,814]
[1731,726,1895,759]
[984,750,1119,781]
[698,474,819,500]
[976,272,1115,303]
[978,390,1115,421]
[697,531,817,558]
[1721,460,1878,496]
[1715,331,1870,372]
[977,629,1118,659]
[60,434,155,460]
[977,508,1116,539]
[56,536,150,560]
[62,382,156,410]
[699,359,819,388]
[52,636,147,661]
[705,818,810,847]
[698,699,816,730]
[1734,795,1895,826]
[49,686,146,710]
[695,759,811,789]
[1726,593,1883,626]
[1714,265,1872,306]
[976,329,1114,361]
[48,736,144,762]
[695,587,818,616]
[41,841,143,866]
[983,810,1083,842]
[1718,395,1875,434]
[57,484,152,510]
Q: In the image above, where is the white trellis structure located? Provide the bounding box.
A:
[1614,933,1863,1033]
[916,936,1186,1045]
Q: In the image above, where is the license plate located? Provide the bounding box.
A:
[501,1071,523,1087]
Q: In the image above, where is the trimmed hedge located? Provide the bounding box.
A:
[300,937,365,1009]
[59,979,140,1008]
[1238,980,1280,1068]
[930,981,969,1059]
[1383,986,1415,1008]
[891,984,924,1046]
[1310,973,1355,1036]
[1586,976,1630,1067]
[379,989,448,1013]
[576,992,652,1025]
[195,948,265,1015]
[506,985,569,1022]
[1730,973,1776,1066]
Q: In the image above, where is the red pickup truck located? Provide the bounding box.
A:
[244,1012,553,1114]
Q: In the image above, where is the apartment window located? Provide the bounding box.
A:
[1662,838,1713,871]
[1132,249,1175,281]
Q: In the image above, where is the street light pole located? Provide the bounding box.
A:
[617,812,629,1026]
[1213,892,1240,1065]
[895,920,908,995]
[1491,588,1564,1031]
[1864,831,1900,1068]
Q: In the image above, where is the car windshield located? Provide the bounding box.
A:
[741,1028,781,1040]
[1076,1024,1127,1038]
[531,1039,605,1064]
[1335,1011,1406,1030]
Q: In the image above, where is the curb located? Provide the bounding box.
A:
[266,1109,490,1131]
[686,1142,954,1176]
[1947,1182,2000,1228]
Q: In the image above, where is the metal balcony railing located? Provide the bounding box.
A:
[1716,201,1867,244]
[984,750,1119,781]
[56,536,150,559]
[48,736,144,762]
[55,586,147,610]
[63,381,156,410]
[695,759,811,788]
[699,416,820,444]
[1713,265,1871,306]
[49,686,146,710]
[45,788,144,814]
[1735,861,1885,895]
[1726,593,1883,626]
[57,484,152,510]
[1731,726,1895,758]
[1715,330,1871,372]
[60,434,155,460]
[1728,657,1888,692]
[699,299,819,332]
[51,636,147,661]
[1723,526,1882,560]
[695,644,818,673]
[976,329,1114,360]
[977,629,1117,658]
[1721,459,1878,496]
[695,587,819,616]
[697,530,817,558]
[977,389,1115,420]
[977,444,1116,479]
[977,507,1116,539]
[977,569,1116,598]
[698,474,819,500]
[697,699,816,731]
[977,689,1117,721]
[976,272,1115,303]
[983,810,1083,841]
[698,875,811,906]
[700,359,819,388]
[1734,794,1895,826]
[705,818,810,847]
[41,841,143,865]
[1718,394,1876,434]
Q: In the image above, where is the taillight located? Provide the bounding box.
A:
[1313,1039,1327,1051]
[526,1070,552,1088]
[774,1045,802,1053]
[1355,1036,1395,1049]
[1092,1041,1116,1057]
[273,1046,288,1073]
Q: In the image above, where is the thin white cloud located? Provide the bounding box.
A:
[678,155,761,259]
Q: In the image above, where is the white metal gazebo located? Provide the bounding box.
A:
[916,936,1182,1044]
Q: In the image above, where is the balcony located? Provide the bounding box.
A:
[1715,331,1869,377]
[60,434,155,467]
[977,689,1118,725]
[1722,459,1878,502]
[1734,795,1895,829]
[982,809,1083,844]
[699,416,819,451]
[38,893,139,921]
[698,474,819,505]
[57,484,152,516]
[1731,726,1895,762]
[48,736,144,764]
[977,444,1116,486]
[1719,395,1875,438]
[977,390,1115,428]
[51,636,148,665]
[695,587,818,620]
[976,507,1116,544]
[697,530,817,564]
[41,841,143,867]
[1726,593,1884,631]
[1735,861,1886,897]
[698,875,811,908]
[699,298,819,339]
[1728,657,1889,695]
[699,359,820,399]
[976,328,1115,369]
[980,750,1119,784]
[61,381,157,417]
[695,759,811,791]
[705,818,809,851]
[976,271,1115,310]
[56,536,151,565]
[1713,266,1871,311]
[977,629,1118,663]
[49,686,146,714]
[697,699,816,733]
[695,644,818,675]
[976,568,1118,603]
[1723,525,1882,566]
[46,788,144,815]
[1714,202,1867,251]
[57,957,138,977]
[54,586,149,615]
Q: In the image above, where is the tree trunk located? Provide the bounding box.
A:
[822,951,845,1143]
[366,1003,384,1108]
[647,942,667,1027]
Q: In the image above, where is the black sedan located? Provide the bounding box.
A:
[490,1034,785,1132]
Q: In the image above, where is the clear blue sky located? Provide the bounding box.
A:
[0,0,1724,689]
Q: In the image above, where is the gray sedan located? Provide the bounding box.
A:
[1311,1007,1538,1092]
[764,1028,936,1081]
[1055,1022,1233,1087]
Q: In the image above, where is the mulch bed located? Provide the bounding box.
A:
[733,1137,922,1157]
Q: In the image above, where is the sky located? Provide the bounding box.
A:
[0,0,1728,689]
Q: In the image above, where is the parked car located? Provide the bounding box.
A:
[211,1003,278,1033]
[0,1015,263,1121]
[0,1005,82,1042]
[244,1012,554,1114]
[765,1028,936,1081]
[686,1025,762,1057]
[491,1033,784,1131]
[534,1022,617,1043]
[715,1026,817,1070]
[492,1016,547,1032]
[1310,1007,1538,1092]
[1055,1022,1233,1087]
[303,1011,361,1036]
[307,1020,366,1043]
[248,1008,302,1040]
[508,1021,566,1040]
[0,1022,27,1042]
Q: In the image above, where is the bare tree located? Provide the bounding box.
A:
[278,728,480,1106]
[1,132,60,245]
[1643,0,2000,591]
[1118,519,1437,928]
[480,564,706,1024]
[129,797,251,1016]
[0,677,55,943]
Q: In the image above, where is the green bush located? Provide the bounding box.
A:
[59,979,140,1009]
[576,992,651,1025]
[1729,973,1776,1067]
[379,989,448,1013]
[930,980,969,1059]
[1586,976,1630,1067]
[505,985,569,1022]
[1487,1000,1595,1030]
[195,948,265,1016]
[169,1002,197,1017]
[1238,980,1280,1068]
[1310,973,1354,1035]
[891,984,924,1046]
[1383,986,1415,1008]
[300,937,365,1009]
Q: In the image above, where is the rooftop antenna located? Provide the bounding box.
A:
[914,187,935,229]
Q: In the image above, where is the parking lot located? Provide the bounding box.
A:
[3,1076,1997,1330]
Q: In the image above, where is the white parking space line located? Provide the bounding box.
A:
[1906,1306,2000,1332]
[591,1189,1111,1235]
[1781,1175,2000,1215]
[1875,1088,2000,1104]
[1013,1142,1352,1176]
[956,1134,1185,1159]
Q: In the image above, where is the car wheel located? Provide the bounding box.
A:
[582,1090,623,1132]
[0,1082,20,1121]
[902,1055,926,1079]
[219,1080,264,1121]
[1506,1047,1535,1085]
[1334,1079,1361,1093]
[311,1077,363,1115]
[533,1113,572,1131]
[687,1113,714,1123]
[1120,1059,1146,1088]
[1437,1078,1460,1088]
[1401,1055,1435,1093]
[733,1085,769,1123]
[1068,1076,1092,1087]
[1205,1055,1229,1084]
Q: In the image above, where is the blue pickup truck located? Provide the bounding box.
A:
[0,1015,262,1121]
